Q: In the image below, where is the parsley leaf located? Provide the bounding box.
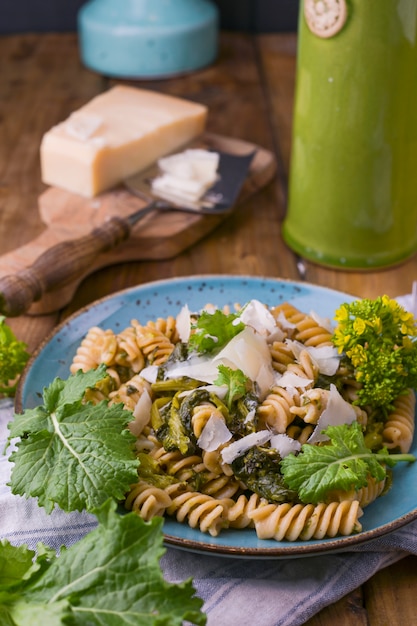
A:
[7,366,139,513]
[188,309,244,354]
[214,364,251,411]
[280,422,415,504]
[0,500,206,626]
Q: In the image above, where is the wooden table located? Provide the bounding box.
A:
[1,31,416,625]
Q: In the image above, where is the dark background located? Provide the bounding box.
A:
[0,0,300,34]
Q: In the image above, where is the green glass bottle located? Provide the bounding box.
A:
[283,0,417,269]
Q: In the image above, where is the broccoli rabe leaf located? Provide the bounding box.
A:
[232,446,299,503]
[7,367,139,513]
[280,422,415,504]
[188,309,244,354]
[0,500,206,626]
[0,316,30,397]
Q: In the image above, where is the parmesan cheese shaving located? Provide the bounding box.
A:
[275,371,314,390]
[309,310,334,333]
[286,339,341,376]
[151,148,219,205]
[130,389,153,436]
[270,433,302,457]
[307,383,357,444]
[197,415,232,452]
[239,299,277,336]
[221,430,272,464]
[139,365,159,384]
[176,304,192,343]
[164,326,275,400]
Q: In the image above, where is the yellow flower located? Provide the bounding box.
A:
[334,304,349,324]
[347,344,367,368]
[353,318,366,336]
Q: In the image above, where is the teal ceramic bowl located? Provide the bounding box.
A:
[78,0,219,78]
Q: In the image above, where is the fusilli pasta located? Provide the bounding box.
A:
[70,301,416,544]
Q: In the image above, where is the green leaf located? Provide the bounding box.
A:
[7,366,108,443]
[0,541,36,589]
[10,600,71,626]
[214,365,251,411]
[4,500,206,626]
[280,422,413,504]
[0,316,30,397]
[8,370,139,513]
[188,309,244,354]
[43,366,108,414]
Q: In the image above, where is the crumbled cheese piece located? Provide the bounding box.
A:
[197,415,232,452]
[139,365,159,384]
[276,311,297,330]
[309,310,334,333]
[151,148,219,205]
[221,430,272,464]
[176,304,192,343]
[129,389,152,436]
[286,339,341,376]
[275,371,313,390]
[308,383,357,444]
[239,299,277,336]
[270,433,302,457]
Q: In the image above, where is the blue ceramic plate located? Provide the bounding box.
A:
[16,276,417,558]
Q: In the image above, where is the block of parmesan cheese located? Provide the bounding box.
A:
[40,86,208,197]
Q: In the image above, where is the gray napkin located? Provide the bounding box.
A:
[1,397,416,626]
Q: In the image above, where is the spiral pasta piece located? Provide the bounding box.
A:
[257,386,300,432]
[382,389,416,453]
[290,388,330,425]
[70,326,118,374]
[166,490,229,536]
[114,325,145,373]
[125,481,172,520]
[191,402,226,438]
[285,423,315,444]
[200,474,242,500]
[150,445,206,482]
[132,320,176,365]
[272,303,333,347]
[269,341,296,374]
[249,500,363,541]
[202,448,234,477]
[226,493,266,529]
[288,349,320,383]
[108,374,152,411]
[145,316,179,343]
[327,475,387,509]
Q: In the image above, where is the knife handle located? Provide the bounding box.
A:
[0,216,131,317]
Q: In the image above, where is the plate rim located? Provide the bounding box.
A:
[14,274,417,558]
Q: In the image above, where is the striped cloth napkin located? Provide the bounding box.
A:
[1,286,417,626]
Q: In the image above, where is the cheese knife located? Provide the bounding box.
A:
[0,150,255,317]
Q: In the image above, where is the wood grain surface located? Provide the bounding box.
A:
[1,31,417,626]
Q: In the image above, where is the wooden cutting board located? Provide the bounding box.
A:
[0,133,276,315]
